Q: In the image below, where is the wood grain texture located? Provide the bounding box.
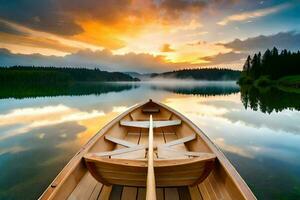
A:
[105,135,137,147]
[84,155,215,187]
[110,185,123,200]
[137,188,146,200]
[156,188,164,200]
[157,102,256,200]
[89,183,103,200]
[121,187,137,200]
[111,129,144,159]
[146,115,156,200]
[164,188,179,200]
[178,187,191,200]
[67,173,98,200]
[188,186,202,200]
[39,100,256,200]
[39,103,144,200]
[120,120,181,128]
[98,186,112,200]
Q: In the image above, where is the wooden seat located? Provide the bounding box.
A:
[157,146,216,159]
[120,120,181,128]
[104,135,138,147]
[156,134,211,159]
[90,145,146,157]
[159,134,196,147]
[84,155,216,187]
[40,100,256,200]
[142,108,160,113]
[141,99,160,114]
[88,135,147,158]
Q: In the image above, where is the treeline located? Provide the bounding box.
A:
[0,66,139,85]
[242,47,300,80]
[152,68,241,80]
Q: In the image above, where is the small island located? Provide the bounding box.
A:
[151,68,241,81]
[238,47,300,93]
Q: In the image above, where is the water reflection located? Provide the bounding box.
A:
[240,85,300,113]
[0,104,105,141]
[0,82,139,99]
[149,81,240,96]
[164,95,300,199]
[0,81,240,99]
[0,82,300,200]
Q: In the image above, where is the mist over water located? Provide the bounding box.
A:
[139,78,239,86]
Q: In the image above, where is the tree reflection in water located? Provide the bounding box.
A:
[0,82,139,99]
[240,85,300,113]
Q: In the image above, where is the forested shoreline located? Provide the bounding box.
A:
[0,66,140,85]
[151,68,241,80]
[238,48,300,92]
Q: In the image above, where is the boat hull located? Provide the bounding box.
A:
[39,100,256,200]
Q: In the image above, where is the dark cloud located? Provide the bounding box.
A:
[0,48,177,73]
[0,20,28,36]
[0,0,83,35]
[60,0,134,24]
[0,48,61,67]
[206,31,300,67]
[159,0,207,17]
[0,48,11,55]
[159,0,238,15]
[220,31,300,52]
[201,51,247,65]
[0,0,238,36]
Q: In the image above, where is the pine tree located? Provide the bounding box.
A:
[272,47,278,56]
[241,47,300,81]
[262,49,271,75]
[243,55,252,75]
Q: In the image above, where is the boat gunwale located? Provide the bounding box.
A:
[38,102,146,200]
[39,100,257,200]
[156,101,257,200]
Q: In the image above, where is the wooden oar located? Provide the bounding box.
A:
[146,115,156,200]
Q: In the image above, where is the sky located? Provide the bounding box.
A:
[0,0,299,73]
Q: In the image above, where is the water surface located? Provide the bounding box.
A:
[0,82,299,200]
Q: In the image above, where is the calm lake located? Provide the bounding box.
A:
[0,81,300,200]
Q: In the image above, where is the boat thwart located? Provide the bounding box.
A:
[39,100,256,200]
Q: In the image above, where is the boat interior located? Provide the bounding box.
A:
[40,100,255,200]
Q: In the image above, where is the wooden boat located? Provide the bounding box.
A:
[39,100,256,200]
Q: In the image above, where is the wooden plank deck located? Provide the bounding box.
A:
[67,124,233,200]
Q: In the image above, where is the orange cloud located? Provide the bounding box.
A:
[160,43,175,52]
[0,32,80,54]
[72,21,127,50]
[0,19,102,55]
[0,0,242,69]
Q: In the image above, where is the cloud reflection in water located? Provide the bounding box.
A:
[0,82,300,199]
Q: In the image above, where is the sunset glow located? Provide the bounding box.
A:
[0,0,299,72]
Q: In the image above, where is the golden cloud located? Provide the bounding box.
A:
[160,43,175,52]
[0,0,243,68]
[0,32,80,54]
